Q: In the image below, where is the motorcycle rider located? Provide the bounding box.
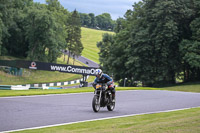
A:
[93,69,115,102]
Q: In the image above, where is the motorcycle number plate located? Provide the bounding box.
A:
[96,85,102,88]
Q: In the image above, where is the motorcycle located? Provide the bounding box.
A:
[92,83,115,112]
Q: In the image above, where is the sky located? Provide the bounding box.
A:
[33,0,141,20]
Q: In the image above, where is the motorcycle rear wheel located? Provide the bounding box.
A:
[92,95,100,112]
[107,100,115,111]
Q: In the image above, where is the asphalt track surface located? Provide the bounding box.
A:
[63,50,99,68]
[0,90,200,132]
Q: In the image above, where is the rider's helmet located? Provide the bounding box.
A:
[95,69,103,78]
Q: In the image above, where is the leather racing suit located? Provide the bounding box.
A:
[93,74,115,98]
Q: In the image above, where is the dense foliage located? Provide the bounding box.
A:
[79,13,116,31]
[0,0,83,63]
[98,0,200,86]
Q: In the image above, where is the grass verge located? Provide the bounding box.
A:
[159,82,200,93]
[0,82,199,97]
[0,87,93,97]
[0,87,158,97]
[0,71,81,85]
[14,107,200,133]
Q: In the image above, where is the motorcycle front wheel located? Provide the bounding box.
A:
[92,95,100,112]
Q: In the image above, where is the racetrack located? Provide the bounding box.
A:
[0,90,200,132]
[63,50,99,68]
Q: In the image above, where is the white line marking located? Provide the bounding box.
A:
[1,106,200,133]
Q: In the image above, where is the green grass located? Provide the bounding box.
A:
[0,87,93,97]
[0,70,81,85]
[159,82,200,93]
[0,87,156,97]
[81,27,114,64]
[0,55,25,60]
[15,107,200,133]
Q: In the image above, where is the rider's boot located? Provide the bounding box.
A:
[112,93,115,102]
[109,86,115,102]
[111,89,115,102]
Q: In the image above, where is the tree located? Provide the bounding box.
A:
[114,17,125,33]
[7,0,34,57]
[97,32,130,86]
[98,0,200,86]
[25,3,66,62]
[88,13,96,28]
[141,0,182,85]
[96,13,115,30]
[46,0,69,62]
[66,10,83,64]
[0,0,87,65]
[0,0,14,56]
[46,0,63,11]
[79,13,91,27]
[0,0,34,57]
[179,40,200,81]
[79,12,116,31]
[97,33,114,71]
[0,16,3,55]
[120,0,199,86]
[179,0,200,81]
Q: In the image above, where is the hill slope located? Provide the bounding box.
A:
[81,27,114,64]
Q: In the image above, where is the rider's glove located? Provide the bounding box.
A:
[107,81,111,86]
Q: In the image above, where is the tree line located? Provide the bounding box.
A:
[97,0,200,86]
[79,13,116,31]
[0,0,83,64]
